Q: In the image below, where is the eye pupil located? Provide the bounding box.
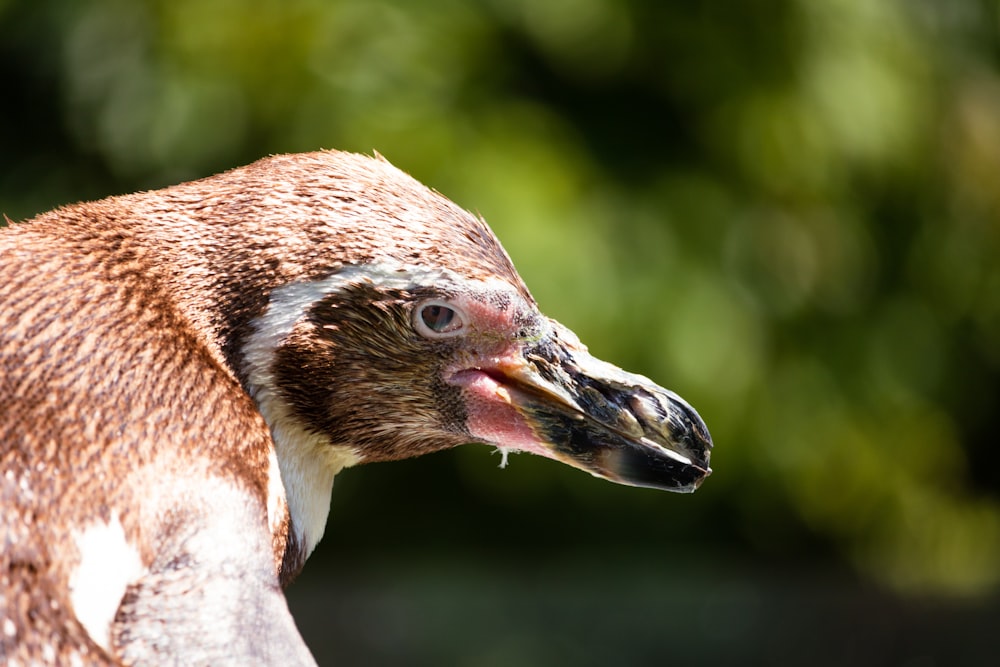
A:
[421,304,455,332]
[415,300,465,337]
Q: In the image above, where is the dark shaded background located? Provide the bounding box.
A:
[3,0,999,664]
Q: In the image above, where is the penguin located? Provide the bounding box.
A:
[0,150,712,665]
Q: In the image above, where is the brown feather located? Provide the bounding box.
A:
[1,150,533,663]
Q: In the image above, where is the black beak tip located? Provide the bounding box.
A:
[670,395,714,452]
[601,442,712,493]
[621,396,714,492]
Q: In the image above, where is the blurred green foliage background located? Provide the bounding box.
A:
[3,0,1000,664]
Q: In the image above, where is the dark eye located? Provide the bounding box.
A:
[422,305,454,331]
[414,300,466,338]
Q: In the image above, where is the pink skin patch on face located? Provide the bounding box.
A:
[450,290,529,340]
[447,369,559,461]
[437,287,560,460]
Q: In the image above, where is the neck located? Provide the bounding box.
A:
[240,280,363,563]
[261,393,360,558]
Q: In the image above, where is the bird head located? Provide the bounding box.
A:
[229,152,711,491]
[192,151,712,557]
[265,264,712,492]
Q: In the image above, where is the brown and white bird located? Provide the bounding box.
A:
[0,150,712,665]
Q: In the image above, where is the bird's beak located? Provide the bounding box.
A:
[453,321,713,492]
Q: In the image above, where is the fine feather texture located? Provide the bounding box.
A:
[1,150,710,666]
[0,150,535,665]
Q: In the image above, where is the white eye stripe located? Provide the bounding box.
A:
[414,299,467,338]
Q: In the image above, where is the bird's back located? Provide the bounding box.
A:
[1,221,132,665]
[0,216,304,665]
